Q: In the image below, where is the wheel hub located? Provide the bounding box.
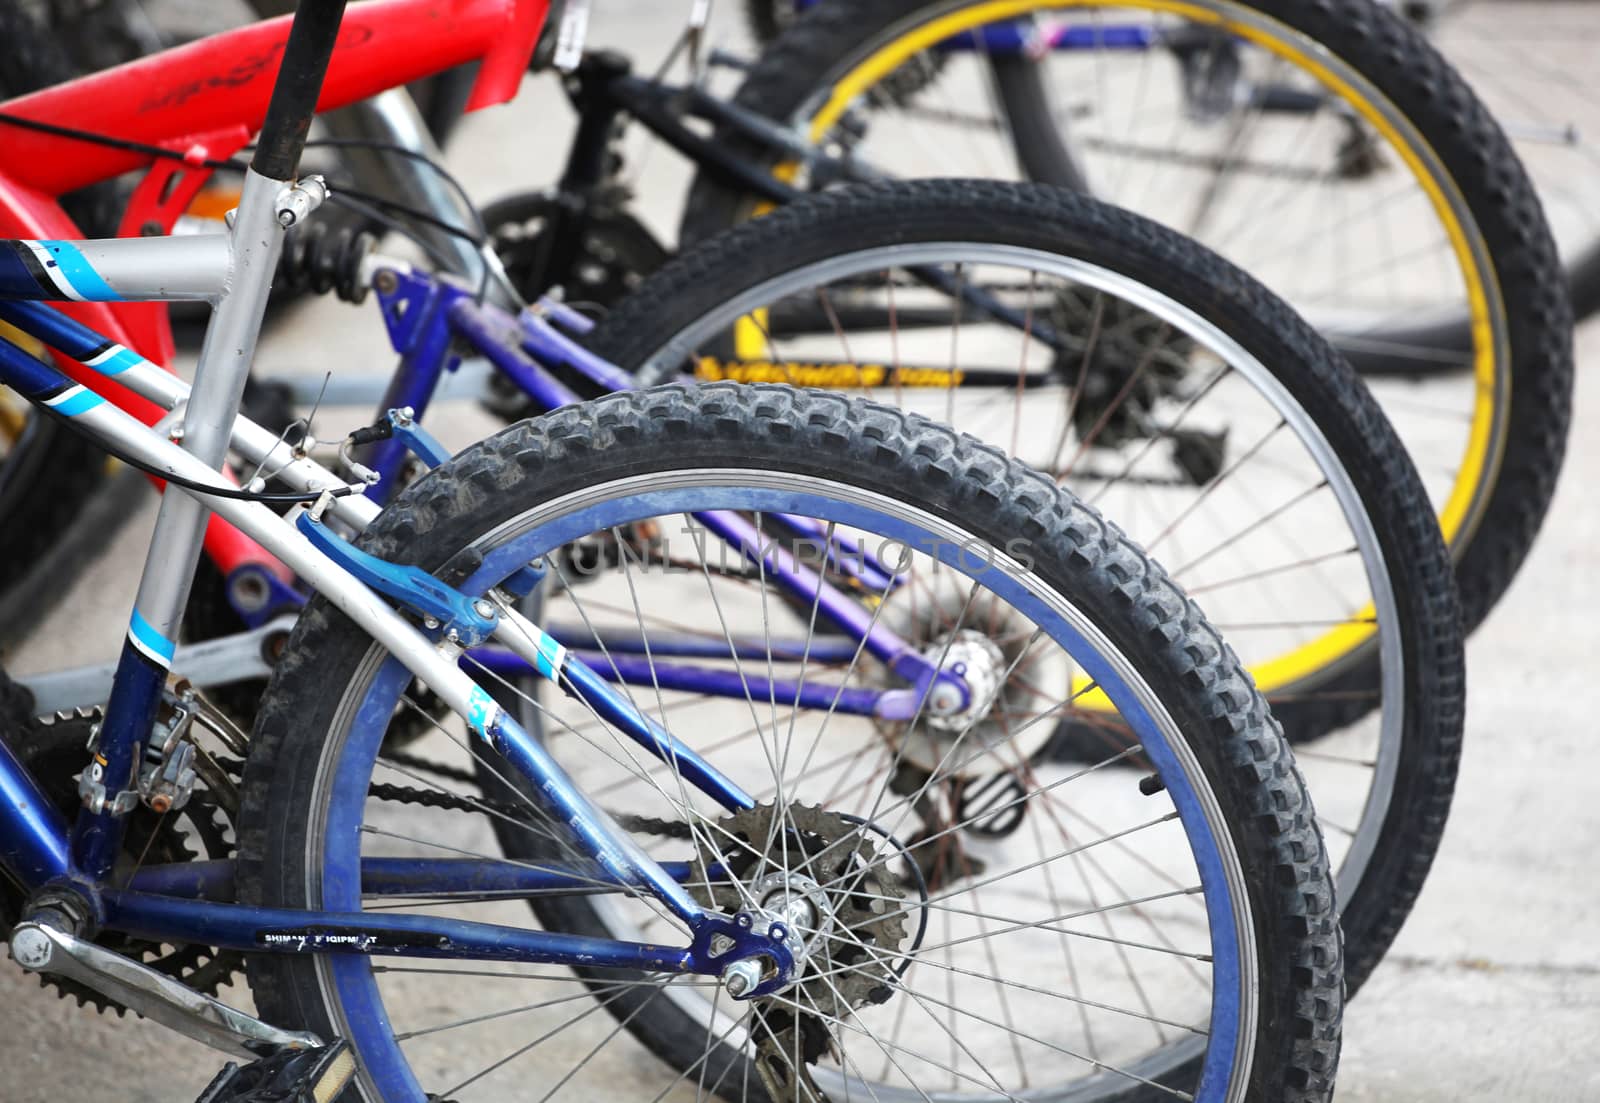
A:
[691,802,907,1013]
[875,572,1069,773]
[924,629,1006,737]
[752,870,834,953]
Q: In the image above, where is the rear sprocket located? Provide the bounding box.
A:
[691,800,909,1094]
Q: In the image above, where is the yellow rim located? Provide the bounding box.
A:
[760,0,1503,698]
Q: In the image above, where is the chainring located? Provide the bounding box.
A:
[0,708,243,1014]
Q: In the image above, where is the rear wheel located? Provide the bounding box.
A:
[583,180,1464,997]
[239,384,1341,1102]
[680,0,1573,636]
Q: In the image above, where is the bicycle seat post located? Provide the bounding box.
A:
[254,0,349,183]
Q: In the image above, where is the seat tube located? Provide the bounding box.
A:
[77,175,301,877]
[75,0,351,879]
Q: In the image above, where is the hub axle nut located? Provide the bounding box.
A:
[721,958,763,999]
[928,681,964,714]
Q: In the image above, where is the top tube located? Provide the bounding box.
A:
[0,0,549,198]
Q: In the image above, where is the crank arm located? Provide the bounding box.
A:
[9,919,321,1058]
[21,615,297,716]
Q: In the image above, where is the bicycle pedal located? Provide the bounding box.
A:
[193,1040,355,1103]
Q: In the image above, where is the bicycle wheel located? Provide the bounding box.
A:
[238,385,1341,1102]
[580,180,1463,997]
[677,0,1573,637]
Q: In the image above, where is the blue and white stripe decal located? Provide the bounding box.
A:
[41,383,104,418]
[0,241,122,302]
[530,629,567,679]
[127,610,176,669]
[82,342,144,376]
[465,685,497,741]
[26,241,122,302]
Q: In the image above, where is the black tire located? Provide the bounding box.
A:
[0,0,118,648]
[239,383,1341,1102]
[988,53,1090,192]
[677,0,1573,639]
[584,180,1464,997]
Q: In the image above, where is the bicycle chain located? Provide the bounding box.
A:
[367,773,694,839]
[225,744,695,838]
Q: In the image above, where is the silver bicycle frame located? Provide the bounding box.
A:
[17,158,713,914]
[39,174,527,740]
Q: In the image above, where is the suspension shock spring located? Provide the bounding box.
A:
[275,221,378,304]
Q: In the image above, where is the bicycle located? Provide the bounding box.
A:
[0,3,1352,1100]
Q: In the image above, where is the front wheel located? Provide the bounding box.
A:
[239,384,1340,1102]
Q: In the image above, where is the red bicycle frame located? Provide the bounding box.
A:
[0,0,549,576]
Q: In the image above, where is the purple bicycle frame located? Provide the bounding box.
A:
[307,264,965,725]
